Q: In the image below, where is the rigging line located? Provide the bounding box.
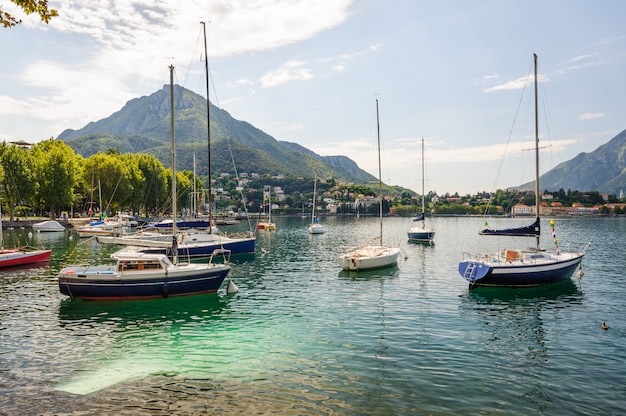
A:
[482,58,534,216]
[538,80,561,172]
[207,59,256,232]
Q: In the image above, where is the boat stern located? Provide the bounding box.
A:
[458,260,492,283]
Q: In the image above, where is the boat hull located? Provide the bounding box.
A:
[308,224,326,234]
[338,246,400,271]
[459,252,584,287]
[0,250,52,268]
[32,220,65,232]
[257,222,276,230]
[144,237,255,258]
[58,262,230,301]
[100,233,256,258]
[145,219,211,230]
[407,228,435,242]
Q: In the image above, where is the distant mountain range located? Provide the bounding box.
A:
[57,85,377,185]
[519,129,626,195]
[57,85,626,196]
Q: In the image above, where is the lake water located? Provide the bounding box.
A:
[1,216,624,415]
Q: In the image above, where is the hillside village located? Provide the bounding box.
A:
[212,171,626,218]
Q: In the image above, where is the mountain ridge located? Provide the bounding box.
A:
[519,129,626,195]
[58,85,378,185]
[57,85,626,196]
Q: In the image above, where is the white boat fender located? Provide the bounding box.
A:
[576,268,584,279]
[227,279,239,294]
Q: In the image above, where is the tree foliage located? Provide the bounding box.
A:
[1,0,58,28]
[0,142,36,219]
[32,139,79,217]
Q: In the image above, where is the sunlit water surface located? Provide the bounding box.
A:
[0,216,624,415]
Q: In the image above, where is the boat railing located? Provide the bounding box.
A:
[209,248,232,264]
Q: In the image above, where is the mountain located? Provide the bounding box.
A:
[518,129,626,195]
[57,85,377,184]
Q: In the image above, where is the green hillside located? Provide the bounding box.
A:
[518,129,626,195]
[57,85,378,185]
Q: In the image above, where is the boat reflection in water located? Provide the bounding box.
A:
[58,292,227,325]
[459,279,584,412]
[56,294,229,395]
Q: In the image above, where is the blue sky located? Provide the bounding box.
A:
[1,0,625,195]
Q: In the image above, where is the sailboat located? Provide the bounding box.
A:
[338,99,400,271]
[308,172,325,234]
[458,54,590,288]
[98,22,255,258]
[58,66,231,300]
[257,185,276,230]
[407,138,434,243]
[77,179,122,237]
[0,200,51,268]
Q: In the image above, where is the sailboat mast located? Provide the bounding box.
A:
[533,53,540,250]
[311,172,317,226]
[193,152,197,216]
[202,21,213,234]
[89,168,95,218]
[170,65,178,250]
[376,98,383,245]
[98,179,102,219]
[421,137,425,216]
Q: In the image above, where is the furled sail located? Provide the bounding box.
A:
[412,213,425,222]
[479,218,540,237]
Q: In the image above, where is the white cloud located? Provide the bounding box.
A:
[4,0,354,139]
[260,61,313,88]
[484,74,548,93]
[578,113,605,120]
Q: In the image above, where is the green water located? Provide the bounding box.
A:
[0,216,624,415]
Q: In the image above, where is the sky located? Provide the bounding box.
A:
[2,0,626,196]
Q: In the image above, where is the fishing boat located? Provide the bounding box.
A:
[338,99,400,271]
[0,202,51,268]
[58,65,230,300]
[308,172,325,234]
[458,54,590,288]
[407,138,434,243]
[97,22,255,258]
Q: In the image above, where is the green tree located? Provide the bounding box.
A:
[81,153,129,217]
[1,0,58,28]
[32,139,79,217]
[128,153,168,217]
[0,142,36,220]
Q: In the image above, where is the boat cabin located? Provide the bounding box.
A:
[115,253,173,272]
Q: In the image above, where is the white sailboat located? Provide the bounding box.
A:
[338,99,400,271]
[308,172,325,234]
[407,138,434,243]
[458,54,590,287]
